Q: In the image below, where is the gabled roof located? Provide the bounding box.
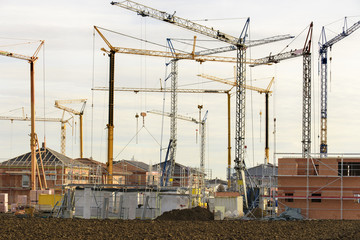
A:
[114,160,149,171]
[0,147,86,167]
[207,178,227,185]
[153,161,193,175]
[75,158,132,175]
[247,163,278,177]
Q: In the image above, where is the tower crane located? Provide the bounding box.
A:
[0,40,44,190]
[92,86,232,187]
[54,99,87,158]
[198,74,274,176]
[93,25,245,185]
[249,22,313,157]
[318,17,360,157]
[147,109,208,190]
[111,0,292,208]
[0,114,73,155]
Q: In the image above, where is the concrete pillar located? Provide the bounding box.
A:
[83,188,91,219]
[102,195,109,219]
[118,195,123,219]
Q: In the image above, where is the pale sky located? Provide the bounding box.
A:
[0,0,359,179]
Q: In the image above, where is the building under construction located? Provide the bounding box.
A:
[277,156,360,219]
[0,0,359,221]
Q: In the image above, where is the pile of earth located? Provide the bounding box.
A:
[156,206,214,221]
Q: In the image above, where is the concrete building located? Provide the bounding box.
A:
[278,157,360,219]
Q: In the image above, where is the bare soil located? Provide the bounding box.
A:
[1,211,360,239]
[156,206,214,221]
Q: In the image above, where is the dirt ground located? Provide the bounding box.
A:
[1,210,360,240]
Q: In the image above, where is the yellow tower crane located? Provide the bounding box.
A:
[93,25,287,188]
[0,40,44,190]
[93,26,256,184]
[54,99,87,158]
[198,73,275,165]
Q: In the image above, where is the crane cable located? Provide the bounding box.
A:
[248,23,256,167]
[114,125,161,161]
[96,26,188,54]
[91,27,95,158]
[279,24,309,54]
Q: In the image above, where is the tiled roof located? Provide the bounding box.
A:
[115,160,149,171]
[76,158,131,175]
[0,148,86,167]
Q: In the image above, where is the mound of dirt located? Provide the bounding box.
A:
[156,206,214,221]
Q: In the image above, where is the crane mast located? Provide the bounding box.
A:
[94,25,238,186]
[0,40,44,191]
[112,0,250,203]
[198,74,274,177]
[319,18,360,157]
[148,109,208,197]
[302,22,313,157]
[92,86,230,187]
[168,59,178,185]
[0,115,72,155]
[54,99,87,158]
[250,22,313,157]
[111,1,290,208]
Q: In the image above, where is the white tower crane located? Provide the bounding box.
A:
[111,1,293,207]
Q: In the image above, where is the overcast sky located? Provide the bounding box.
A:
[0,0,359,179]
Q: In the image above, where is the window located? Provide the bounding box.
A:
[310,164,319,175]
[285,193,294,202]
[22,175,30,187]
[45,171,56,181]
[338,162,360,176]
[311,193,321,202]
[354,194,360,204]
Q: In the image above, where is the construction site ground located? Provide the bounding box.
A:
[1,210,360,239]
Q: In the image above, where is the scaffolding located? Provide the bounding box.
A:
[277,153,360,219]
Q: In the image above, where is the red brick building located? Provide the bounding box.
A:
[0,147,89,204]
[114,160,149,186]
[278,157,360,219]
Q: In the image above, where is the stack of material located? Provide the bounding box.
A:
[30,189,53,205]
[30,190,37,205]
[17,195,27,205]
[11,204,17,213]
[0,193,8,213]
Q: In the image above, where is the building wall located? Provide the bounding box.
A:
[0,165,90,204]
[115,162,147,186]
[278,157,360,219]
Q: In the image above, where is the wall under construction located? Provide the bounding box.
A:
[278,157,360,219]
